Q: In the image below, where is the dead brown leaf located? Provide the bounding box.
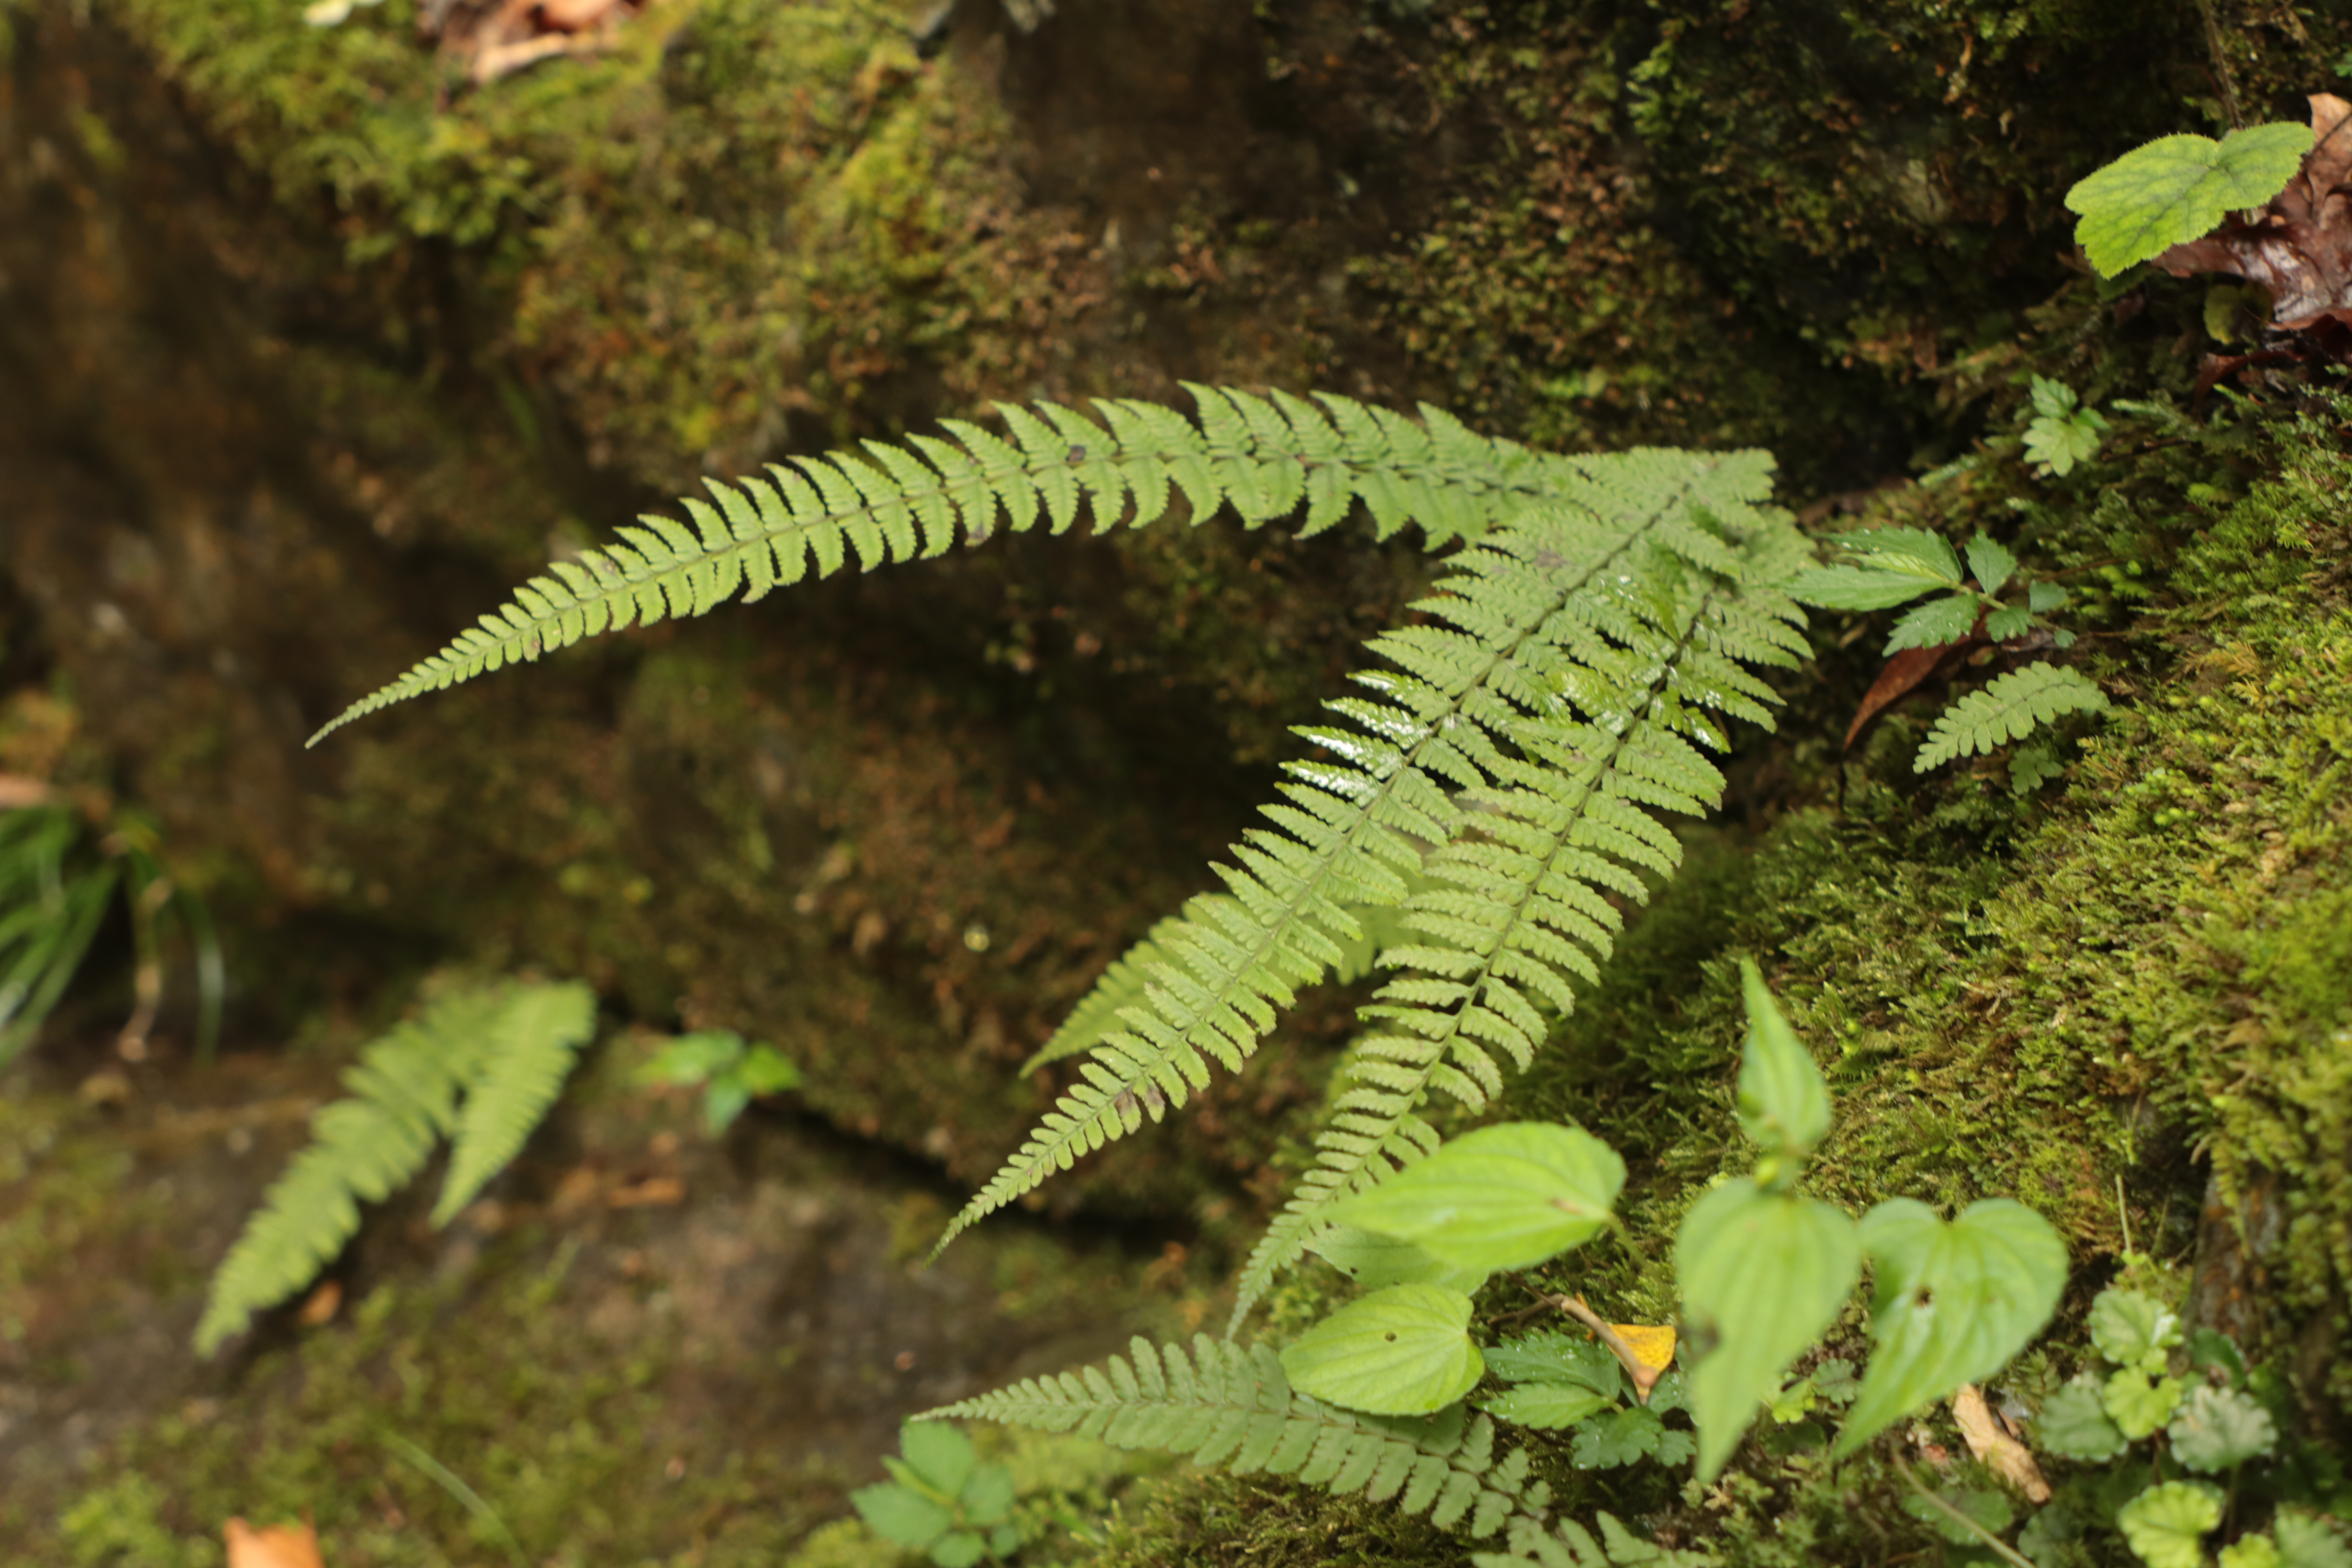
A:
[2155,95,2352,332]
[1952,1384,2052,1502]
[224,1518,324,1568]
[296,1279,342,1328]
[0,774,52,809]
[607,1176,685,1208]
[1844,637,1978,750]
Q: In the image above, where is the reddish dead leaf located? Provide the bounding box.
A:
[1844,638,1978,750]
[296,1279,342,1328]
[2155,95,2352,332]
[0,774,52,809]
[224,1518,324,1568]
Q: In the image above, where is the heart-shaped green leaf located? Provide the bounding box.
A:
[1327,1122,1624,1274]
[1676,1183,1860,1481]
[1279,1282,1483,1415]
[2064,123,2312,276]
[1734,961,1831,1180]
[1306,1225,1490,1293]
[1833,1198,2069,1457]
[2117,1481,2222,1568]
[2167,1385,2277,1472]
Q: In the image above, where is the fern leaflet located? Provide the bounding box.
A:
[1914,661,2106,772]
[309,387,1590,744]
[196,979,597,1355]
[1475,1512,1719,1567]
[1225,454,1811,1325]
[431,980,597,1224]
[924,1334,1551,1538]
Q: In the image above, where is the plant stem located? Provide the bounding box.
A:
[1892,1456,2038,1568]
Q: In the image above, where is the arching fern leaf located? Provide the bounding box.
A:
[1224,454,1811,1326]
[1915,661,2105,772]
[923,1333,1551,1539]
[196,978,597,1355]
[308,387,1587,745]
[431,980,597,1225]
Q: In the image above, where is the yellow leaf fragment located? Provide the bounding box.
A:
[1612,1324,1679,1375]
[224,1517,324,1568]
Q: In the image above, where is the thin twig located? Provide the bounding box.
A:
[1892,1456,2038,1568]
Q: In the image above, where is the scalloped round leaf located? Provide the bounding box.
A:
[2035,1379,2130,1461]
[1833,1198,2069,1458]
[1279,1282,1484,1416]
[2225,1535,2286,1568]
[2090,1289,2182,1367]
[2167,1386,2277,1473]
[2276,1510,2352,1568]
[2117,1482,2223,1568]
[1676,1183,1861,1482]
[2105,1369,2184,1441]
[2064,123,2313,276]
[1325,1122,1625,1274]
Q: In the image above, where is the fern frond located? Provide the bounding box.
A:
[1228,457,1811,1328]
[309,388,1584,745]
[940,450,1795,1255]
[195,986,508,1354]
[1475,1512,1720,1567]
[1913,661,2106,772]
[432,981,598,1225]
[925,1334,1551,1538]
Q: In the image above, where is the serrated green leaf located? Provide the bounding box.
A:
[2106,1370,2186,1441]
[853,1482,953,1548]
[1826,526,1966,581]
[2064,124,2313,276]
[1885,594,1985,654]
[1985,604,2034,642]
[2030,378,2080,420]
[1571,1406,1667,1469]
[929,1529,987,1568]
[1734,960,1831,1181]
[1647,1368,1690,1416]
[1481,1383,1617,1429]
[2028,580,2068,613]
[1485,1331,1624,1397]
[1676,1183,1861,1481]
[2117,1481,2223,1568]
[1789,565,1947,612]
[2026,406,2109,477]
[2091,1290,2183,1366]
[2020,1505,2086,1568]
[1279,1282,1484,1415]
[1834,1198,2068,1457]
[1307,1225,1490,1293]
[1810,1358,1859,1405]
[2167,1385,2276,1472]
[2036,1379,2130,1460]
[1326,1122,1625,1274]
[2276,1511,2352,1568]
[958,1461,1016,1525]
[1904,1485,2016,1546]
[1965,535,2018,597]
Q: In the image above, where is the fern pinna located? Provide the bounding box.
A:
[921,1334,1553,1539]
[196,979,594,1354]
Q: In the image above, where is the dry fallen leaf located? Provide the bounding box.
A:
[296,1280,342,1328]
[0,774,52,809]
[1952,1383,2052,1502]
[607,1176,686,1208]
[224,1518,324,1568]
[1612,1324,1679,1377]
[1844,638,1978,750]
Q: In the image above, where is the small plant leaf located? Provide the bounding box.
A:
[1570,1406,1668,1469]
[2064,123,2313,276]
[1885,594,1986,655]
[1480,1383,1617,1429]
[957,1462,1017,1526]
[1733,961,1831,1181]
[1965,534,2018,597]
[2105,1370,2185,1440]
[1915,662,2107,773]
[2035,1378,2130,1461]
[1675,1183,1861,1481]
[2166,1385,2277,1472]
[2186,1328,2247,1387]
[735,1044,801,1096]
[899,1421,977,1497]
[1828,527,1967,581]
[702,1077,751,1136]
[929,1529,987,1568]
[635,1030,744,1086]
[1484,1331,1623,1397]
[853,1483,953,1548]
[2027,581,2067,614]
[1325,1122,1625,1274]
[1903,1484,2016,1546]
[2116,1481,2223,1568]
[2020,1505,2087,1568]
[2225,1535,2286,1568]
[2276,1511,2352,1568]
[1307,1225,1490,1293]
[1279,1282,1484,1415]
[1788,565,1950,612]
[2090,1289,2182,1366]
[1985,604,2035,641]
[1833,1198,2069,1457]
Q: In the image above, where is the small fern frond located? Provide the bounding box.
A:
[196,986,508,1355]
[924,1334,1551,1538]
[309,388,1583,745]
[1475,1512,1720,1567]
[1228,463,1810,1328]
[432,981,598,1225]
[1913,661,2106,772]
